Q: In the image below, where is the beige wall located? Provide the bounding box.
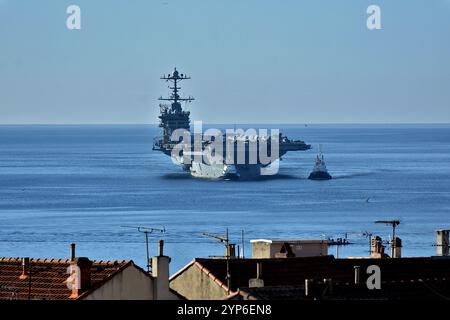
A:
[252,241,272,258]
[252,240,328,258]
[84,266,154,300]
[170,265,227,300]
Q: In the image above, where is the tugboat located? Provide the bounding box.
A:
[308,146,332,180]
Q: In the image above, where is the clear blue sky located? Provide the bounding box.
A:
[1,0,449,124]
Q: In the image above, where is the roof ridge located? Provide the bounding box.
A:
[194,261,230,293]
[0,257,132,265]
[91,259,132,265]
[169,259,196,281]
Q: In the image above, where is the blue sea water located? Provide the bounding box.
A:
[0,124,449,272]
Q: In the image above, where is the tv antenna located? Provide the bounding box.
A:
[121,225,166,272]
[202,229,233,294]
[375,220,400,258]
[345,231,373,255]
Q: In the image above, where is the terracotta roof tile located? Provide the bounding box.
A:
[0,257,133,300]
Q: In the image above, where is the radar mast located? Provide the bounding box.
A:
[159,68,194,113]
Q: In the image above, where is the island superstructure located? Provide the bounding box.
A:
[153,68,311,179]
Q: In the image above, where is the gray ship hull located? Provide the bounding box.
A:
[189,161,263,180]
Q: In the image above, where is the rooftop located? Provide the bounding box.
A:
[229,279,450,300]
[178,255,450,293]
[0,257,142,300]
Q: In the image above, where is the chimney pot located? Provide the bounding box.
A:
[436,230,450,257]
[19,257,30,279]
[392,237,402,258]
[225,244,236,258]
[354,266,361,284]
[158,240,164,256]
[22,257,29,266]
[70,243,76,261]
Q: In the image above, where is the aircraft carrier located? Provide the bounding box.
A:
[153,68,311,179]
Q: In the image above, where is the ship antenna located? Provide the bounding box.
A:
[159,68,195,104]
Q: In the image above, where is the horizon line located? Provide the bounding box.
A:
[0,122,450,126]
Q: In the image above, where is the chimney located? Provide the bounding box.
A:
[436,230,449,256]
[225,244,236,259]
[70,243,76,261]
[152,240,171,300]
[19,257,30,280]
[69,257,93,299]
[249,262,264,288]
[354,266,361,284]
[158,239,164,256]
[370,236,386,258]
[392,237,402,258]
